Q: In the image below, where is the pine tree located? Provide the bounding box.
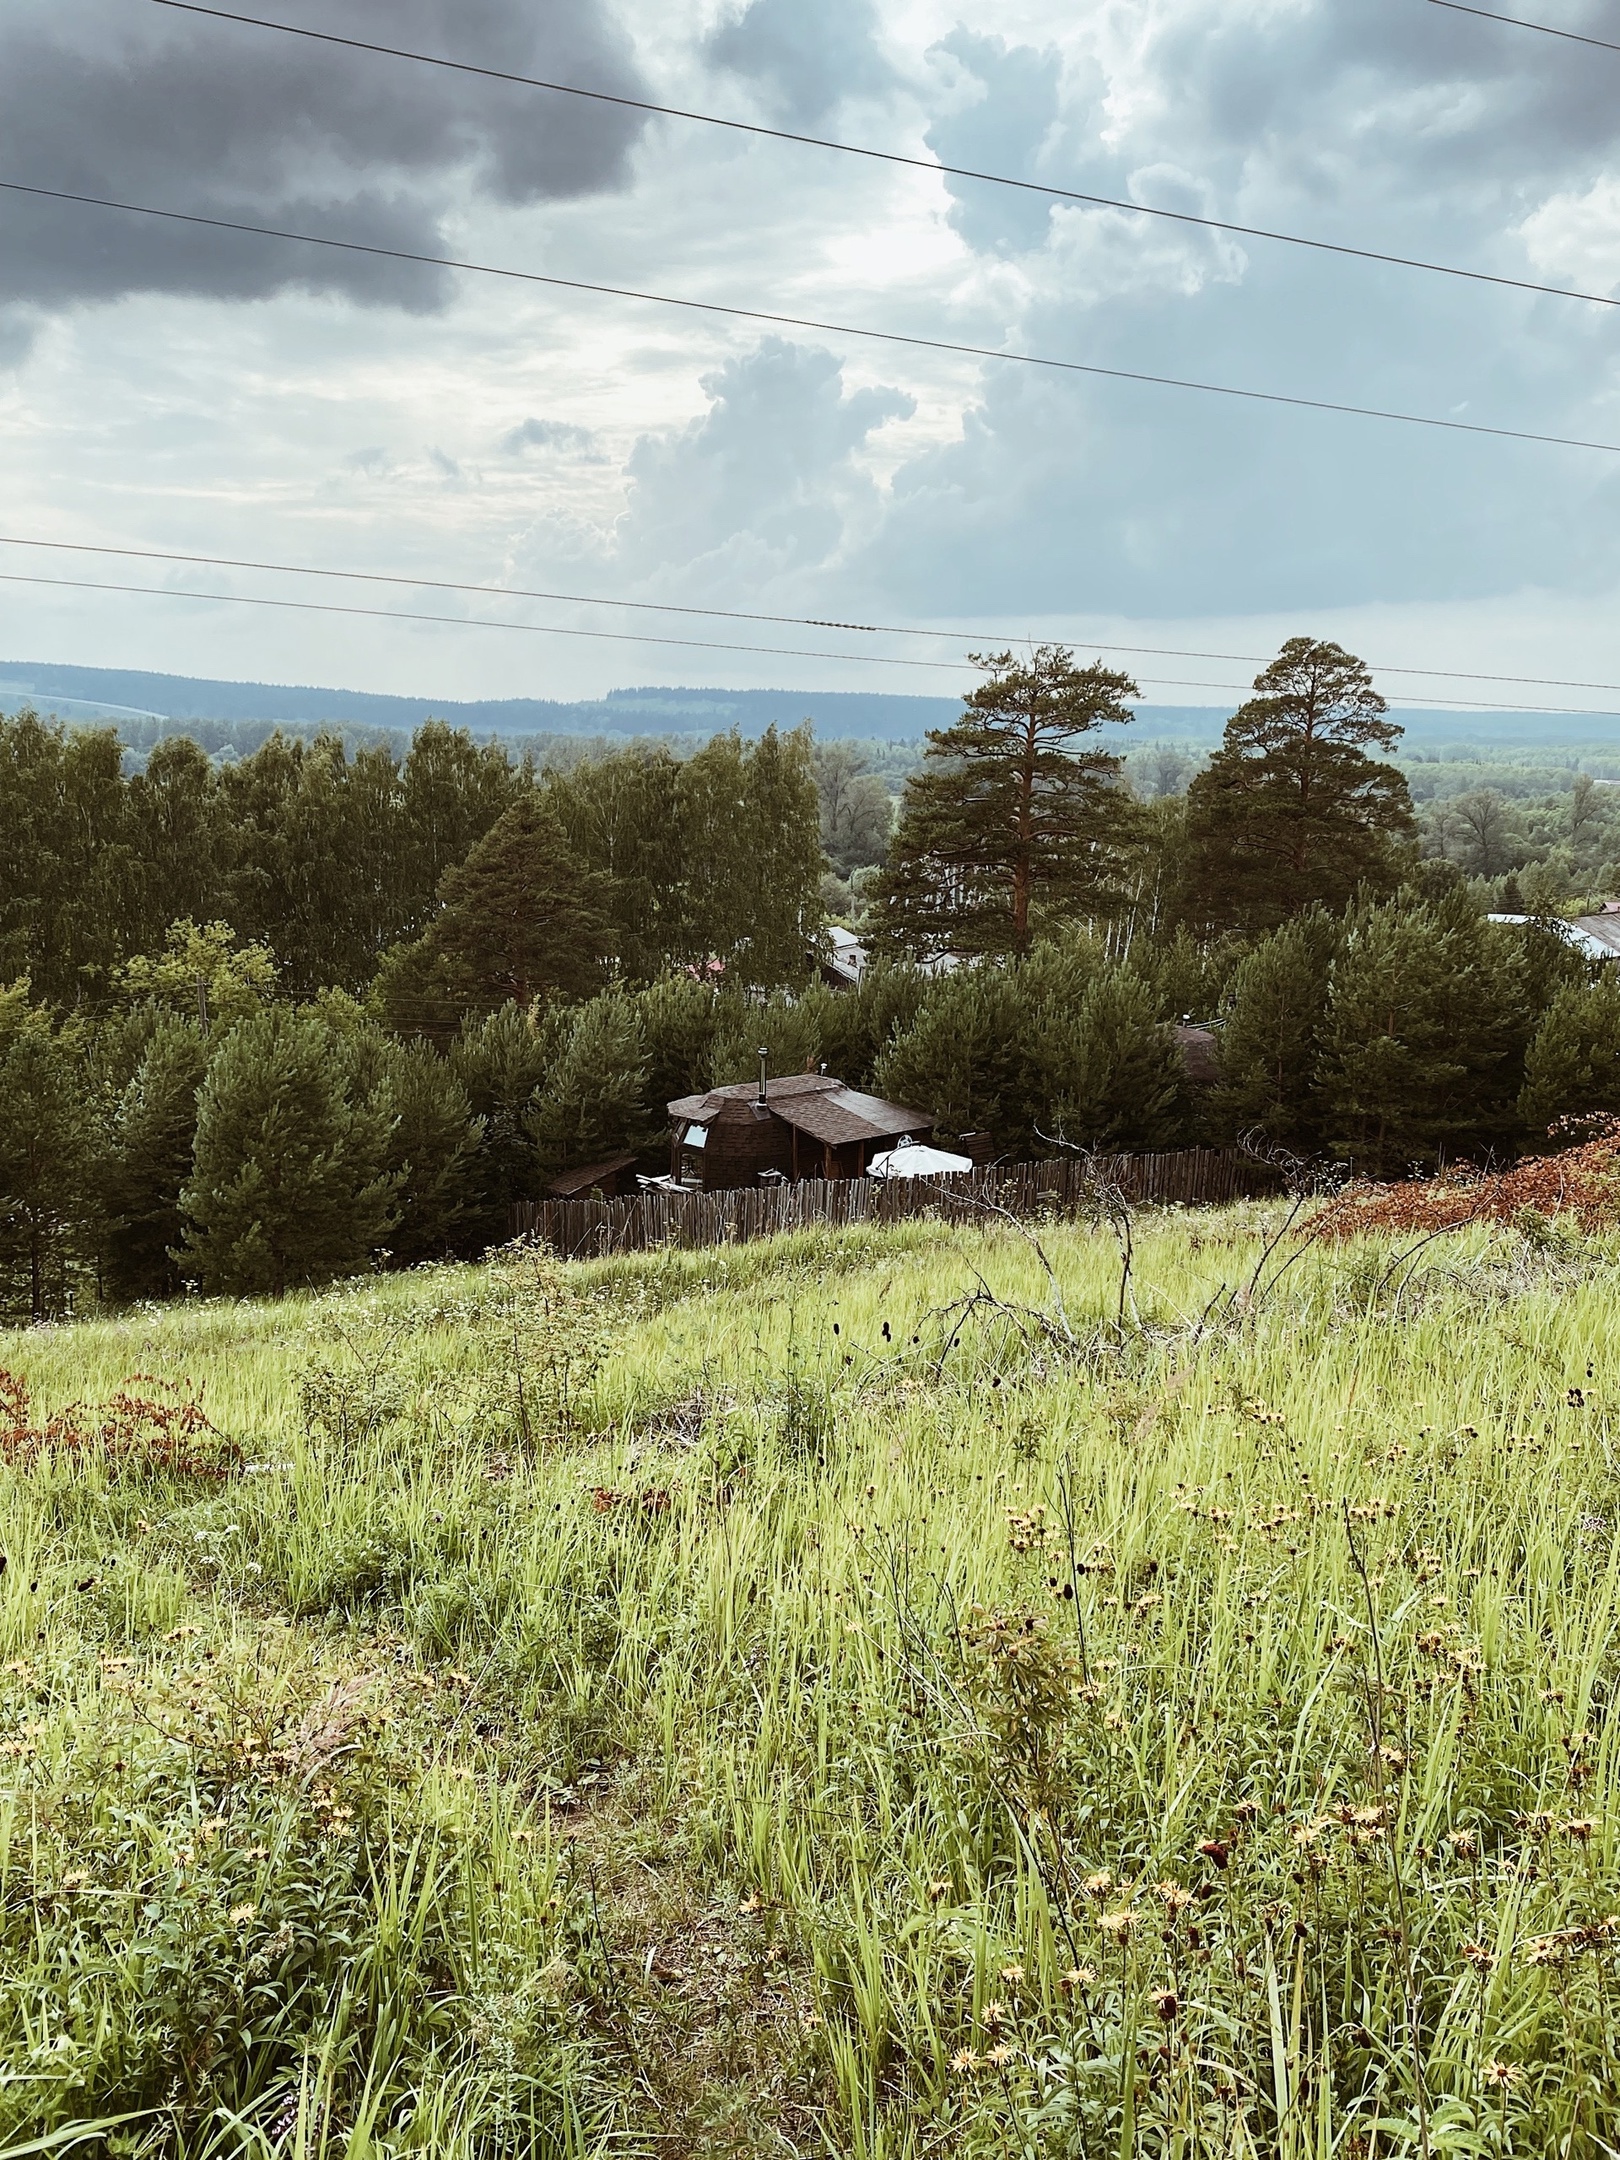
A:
[0,983,93,1321]
[1519,976,1620,1142]
[637,974,725,1111]
[873,968,1029,1144]
[528,993,653,1171]
[1048,969,1187,1151]
[1317,894,1518,1175]
[869,647,1139,959]
[1183,639,1414,933]
[177,1009,396,1297]
[810,961,928,1090]
[372,1040,481,1265]
[707,989,823,1090]
[432,797,616,1013]
[1212,912,1338,1151]
[102,1016,207,1303]
[449,1003,558,1246]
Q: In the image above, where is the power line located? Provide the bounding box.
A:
[3,178,1617,459]
[7,531,1620,701]
[0,569,970,672]
[1424,0,1620,54]
[149,0,1620,316]
[7,565,1620,720]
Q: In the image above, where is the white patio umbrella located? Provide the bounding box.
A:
[868,1140,974,1179]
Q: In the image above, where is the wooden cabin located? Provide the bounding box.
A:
[667,1072,935,1190]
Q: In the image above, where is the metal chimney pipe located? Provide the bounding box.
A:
[757,1045,770,1106]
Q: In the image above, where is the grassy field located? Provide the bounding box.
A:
[0,1202,1616,2158]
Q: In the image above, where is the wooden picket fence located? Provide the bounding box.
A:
[509,1148,1280,1261]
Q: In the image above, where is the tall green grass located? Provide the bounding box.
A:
[0,1207,1616,2156]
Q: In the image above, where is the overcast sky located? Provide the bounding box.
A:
[2,0,1619,714]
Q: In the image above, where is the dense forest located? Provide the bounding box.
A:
[5,635,1620,1320]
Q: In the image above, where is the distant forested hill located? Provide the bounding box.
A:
[0,662,962,742]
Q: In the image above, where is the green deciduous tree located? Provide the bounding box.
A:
[117,919,279,1029]
[0,714,136,1003]
[870,647,1139,959]
[178,1009,396,1297]
[0,983,94,1321]
[679,726,825,986]
[1183,639,1415,933]
[813,741,894,874]
[1519,976,1620,1142]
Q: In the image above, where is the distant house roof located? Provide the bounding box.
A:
[1572,914,1620,958]
[543,1152,638,1198]
[1489,914,1620,962]
[669,1072,934,1146]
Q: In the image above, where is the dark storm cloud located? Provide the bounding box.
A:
[0,0,650,318]
[1141,0,1620,206]
[706,0,896,125]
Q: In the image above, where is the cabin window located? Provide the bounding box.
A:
[684,1123,708,1151]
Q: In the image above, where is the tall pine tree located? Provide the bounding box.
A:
[869,648,1138,959]
[1183,639,1414,934]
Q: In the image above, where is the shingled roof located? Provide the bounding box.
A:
[669,1073,933,1147]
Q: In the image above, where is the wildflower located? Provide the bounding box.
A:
[1232,1799,1261,1824]
[1563,1818,1596,1844]
[927,1879,952,1904]
[998,1964,1025,1986]
[60,1871,88,1891]
[229,1904,257,1926]
[1083,1870,1114,1899]
[1483,2060,1521,2090]
[1098,1910,1134,1942]
[1059,1966,1096,1994]
[1450,1829,1480,1860]
[1156,1880,1194,1915]
[985,2042,1017,2068]
[1150,1987,1180,2021]
[1197,1839,1230,1869]
[1461,1941,1494,1973]
[950,2047,980,2076]
[981,2000,1009,2032]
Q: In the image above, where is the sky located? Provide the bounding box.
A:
[2,0,1619,718]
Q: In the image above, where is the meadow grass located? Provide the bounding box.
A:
[0,1203,1616,2157]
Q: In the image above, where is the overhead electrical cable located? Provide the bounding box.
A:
[6,532,1620,700]
[8,568,1620,719]
[0,569,974,672]
[147,0,1620,316]
[1424,0,1620,54]
[2,178,1616,457]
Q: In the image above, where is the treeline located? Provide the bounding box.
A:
[0,713,823,1005]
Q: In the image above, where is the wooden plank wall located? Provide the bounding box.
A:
[509,1149,1281,1261]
